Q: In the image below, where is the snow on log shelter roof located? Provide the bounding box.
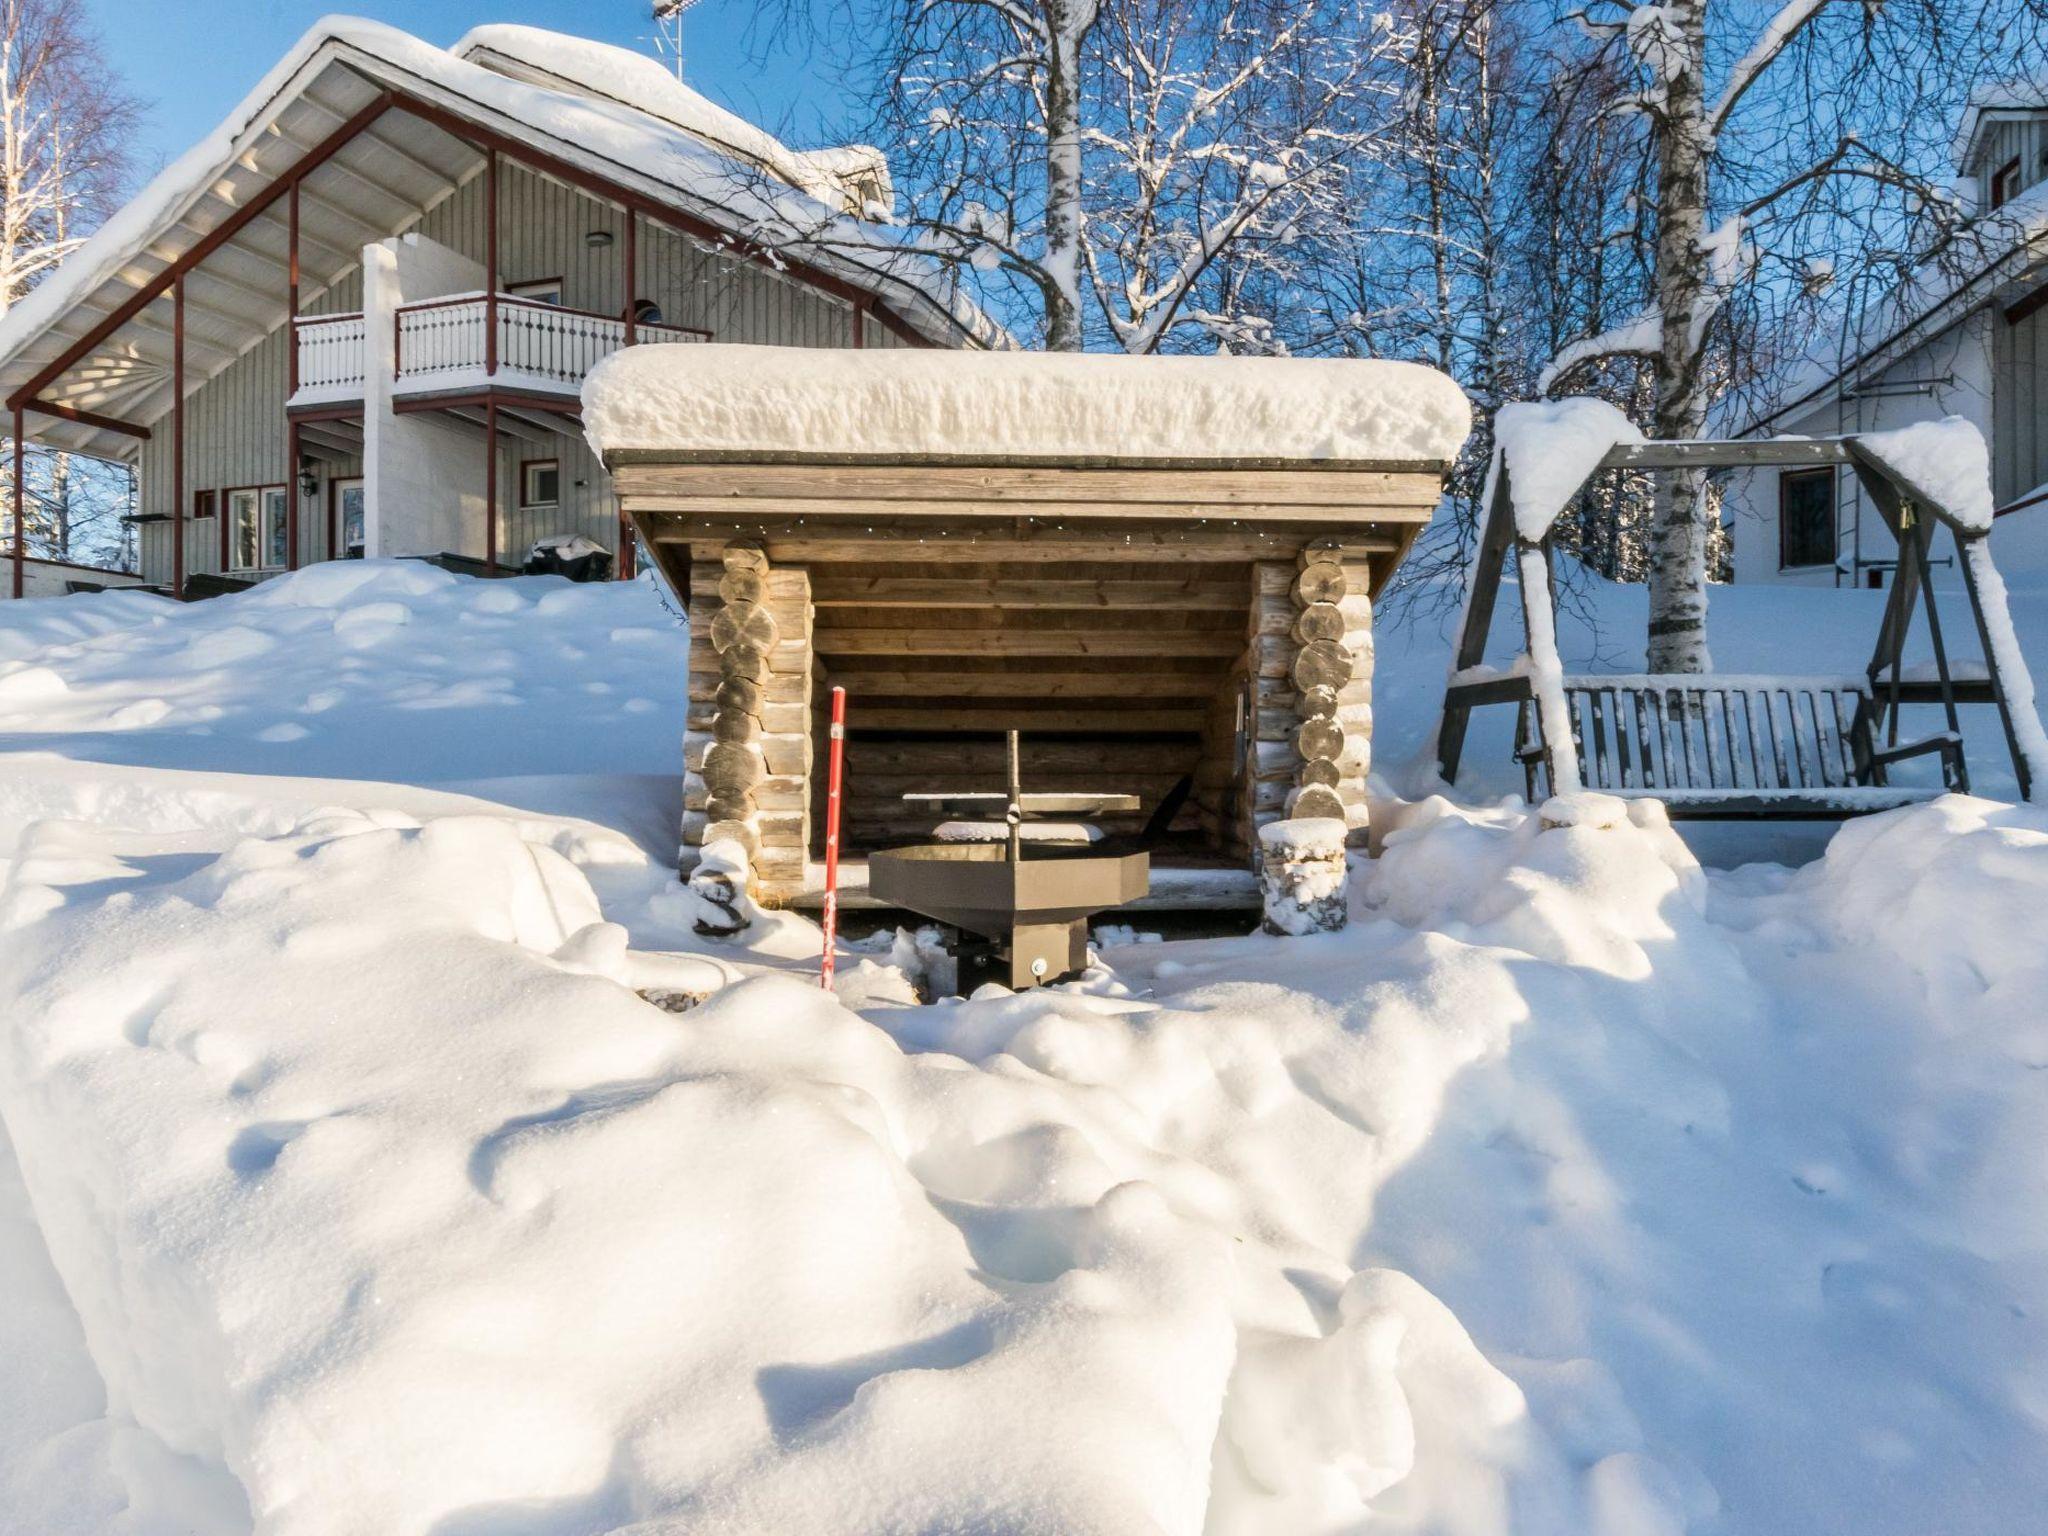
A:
[0,17,998,466]
[587,344,1469,905]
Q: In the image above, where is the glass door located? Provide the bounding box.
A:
[335,477,366,558]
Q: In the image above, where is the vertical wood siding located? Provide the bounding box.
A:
[134,159,879,586]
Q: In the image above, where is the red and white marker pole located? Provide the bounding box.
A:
[820,685,847,990]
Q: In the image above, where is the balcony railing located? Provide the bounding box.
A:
[394,293,706,393]
[292,311,367,400]
[289,294,707,406]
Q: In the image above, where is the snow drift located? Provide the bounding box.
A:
[1,567,2047,1536]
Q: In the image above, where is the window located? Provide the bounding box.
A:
[225,486,290,573]
[193,489,215,520]
[335,477,366,558]
[508,278,563,305]
[521,460,560,509]
[1779,467,1836,570]
[1992,156,2023,209]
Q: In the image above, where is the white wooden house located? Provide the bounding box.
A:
[0,20,990,600]
[1726,81,2048,588]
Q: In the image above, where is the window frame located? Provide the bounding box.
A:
[1992,155,2023,209]
[520,458,561,510]
[507,277,564,306]
[1778,465,1837,571]
[222,483,290,574]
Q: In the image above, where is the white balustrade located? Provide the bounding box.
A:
[292,312,367,398]
[394,295,703,393]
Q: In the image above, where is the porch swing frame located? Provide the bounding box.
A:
[1435,435,2042,818]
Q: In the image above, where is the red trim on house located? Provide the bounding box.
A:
[6,92,398,414]
[286,419,301,570]
[622,211,637,347]
[390,386,582,417]
[26,399,150,439]
[485,148,499,377]
[485,399,499,572]
[173,277,186,599]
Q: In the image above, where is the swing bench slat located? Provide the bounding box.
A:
[1517,673,1964,818]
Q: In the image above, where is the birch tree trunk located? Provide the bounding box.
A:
[1041,2,1089,352]
[1646,0,1712,673]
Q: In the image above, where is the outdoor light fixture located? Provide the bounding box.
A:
[585,229,615,249]
[297,459,319,500]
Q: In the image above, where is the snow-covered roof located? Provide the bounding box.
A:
[1952,78,2048,173]
[0,17,999,460]
[583,344,1472,465]
[451,25,892,218]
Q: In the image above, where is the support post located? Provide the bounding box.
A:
[852,300,865,349]
[287,180,300,397]
[10,406,22,599]
[1954,529,2040,803]
[820,684,847,990]
[485,400,498,573]
[703,543,773,863]
[1289,539,1375,847]
[173,277,186,599]
[1435,465,1516,782]
[287,418,302,569]
[484,148,499,378]
[622,209,637,346]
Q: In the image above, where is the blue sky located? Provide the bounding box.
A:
[85,1,856,176]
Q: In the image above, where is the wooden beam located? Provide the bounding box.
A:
[615,461,1441,509]
[26,399,148,440]
[1600,438,1855,470]
[841,706,1203,733]
[662,525,1338,564]
[812,669,1222,698]
[809,573,1251,610]
[814,629,1244,658]
[639,495,1427,526]
[8,92,397,412]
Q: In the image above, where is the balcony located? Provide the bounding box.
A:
[288,293,706,411]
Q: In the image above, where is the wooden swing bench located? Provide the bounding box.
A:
[1510,671,1964,818]
[1439,432,2043,819]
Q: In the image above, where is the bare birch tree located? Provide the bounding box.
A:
[771,0,1414,350]
[0,0,138,567]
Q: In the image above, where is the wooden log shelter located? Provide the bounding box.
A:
[587,344,1470,906]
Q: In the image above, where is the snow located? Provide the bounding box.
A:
[1490,398,1644,542]
[455,26,891,217]
[1854,415,1999,532]
[2,555,2048,1533]
[583,344,1473,464]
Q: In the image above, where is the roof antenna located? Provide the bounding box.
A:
[651,0,704,81]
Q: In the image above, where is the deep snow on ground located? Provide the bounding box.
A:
[0,560,2045,1536]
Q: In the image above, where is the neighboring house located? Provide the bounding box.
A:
[1726,83,2048,589]
[0,20,992,600]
